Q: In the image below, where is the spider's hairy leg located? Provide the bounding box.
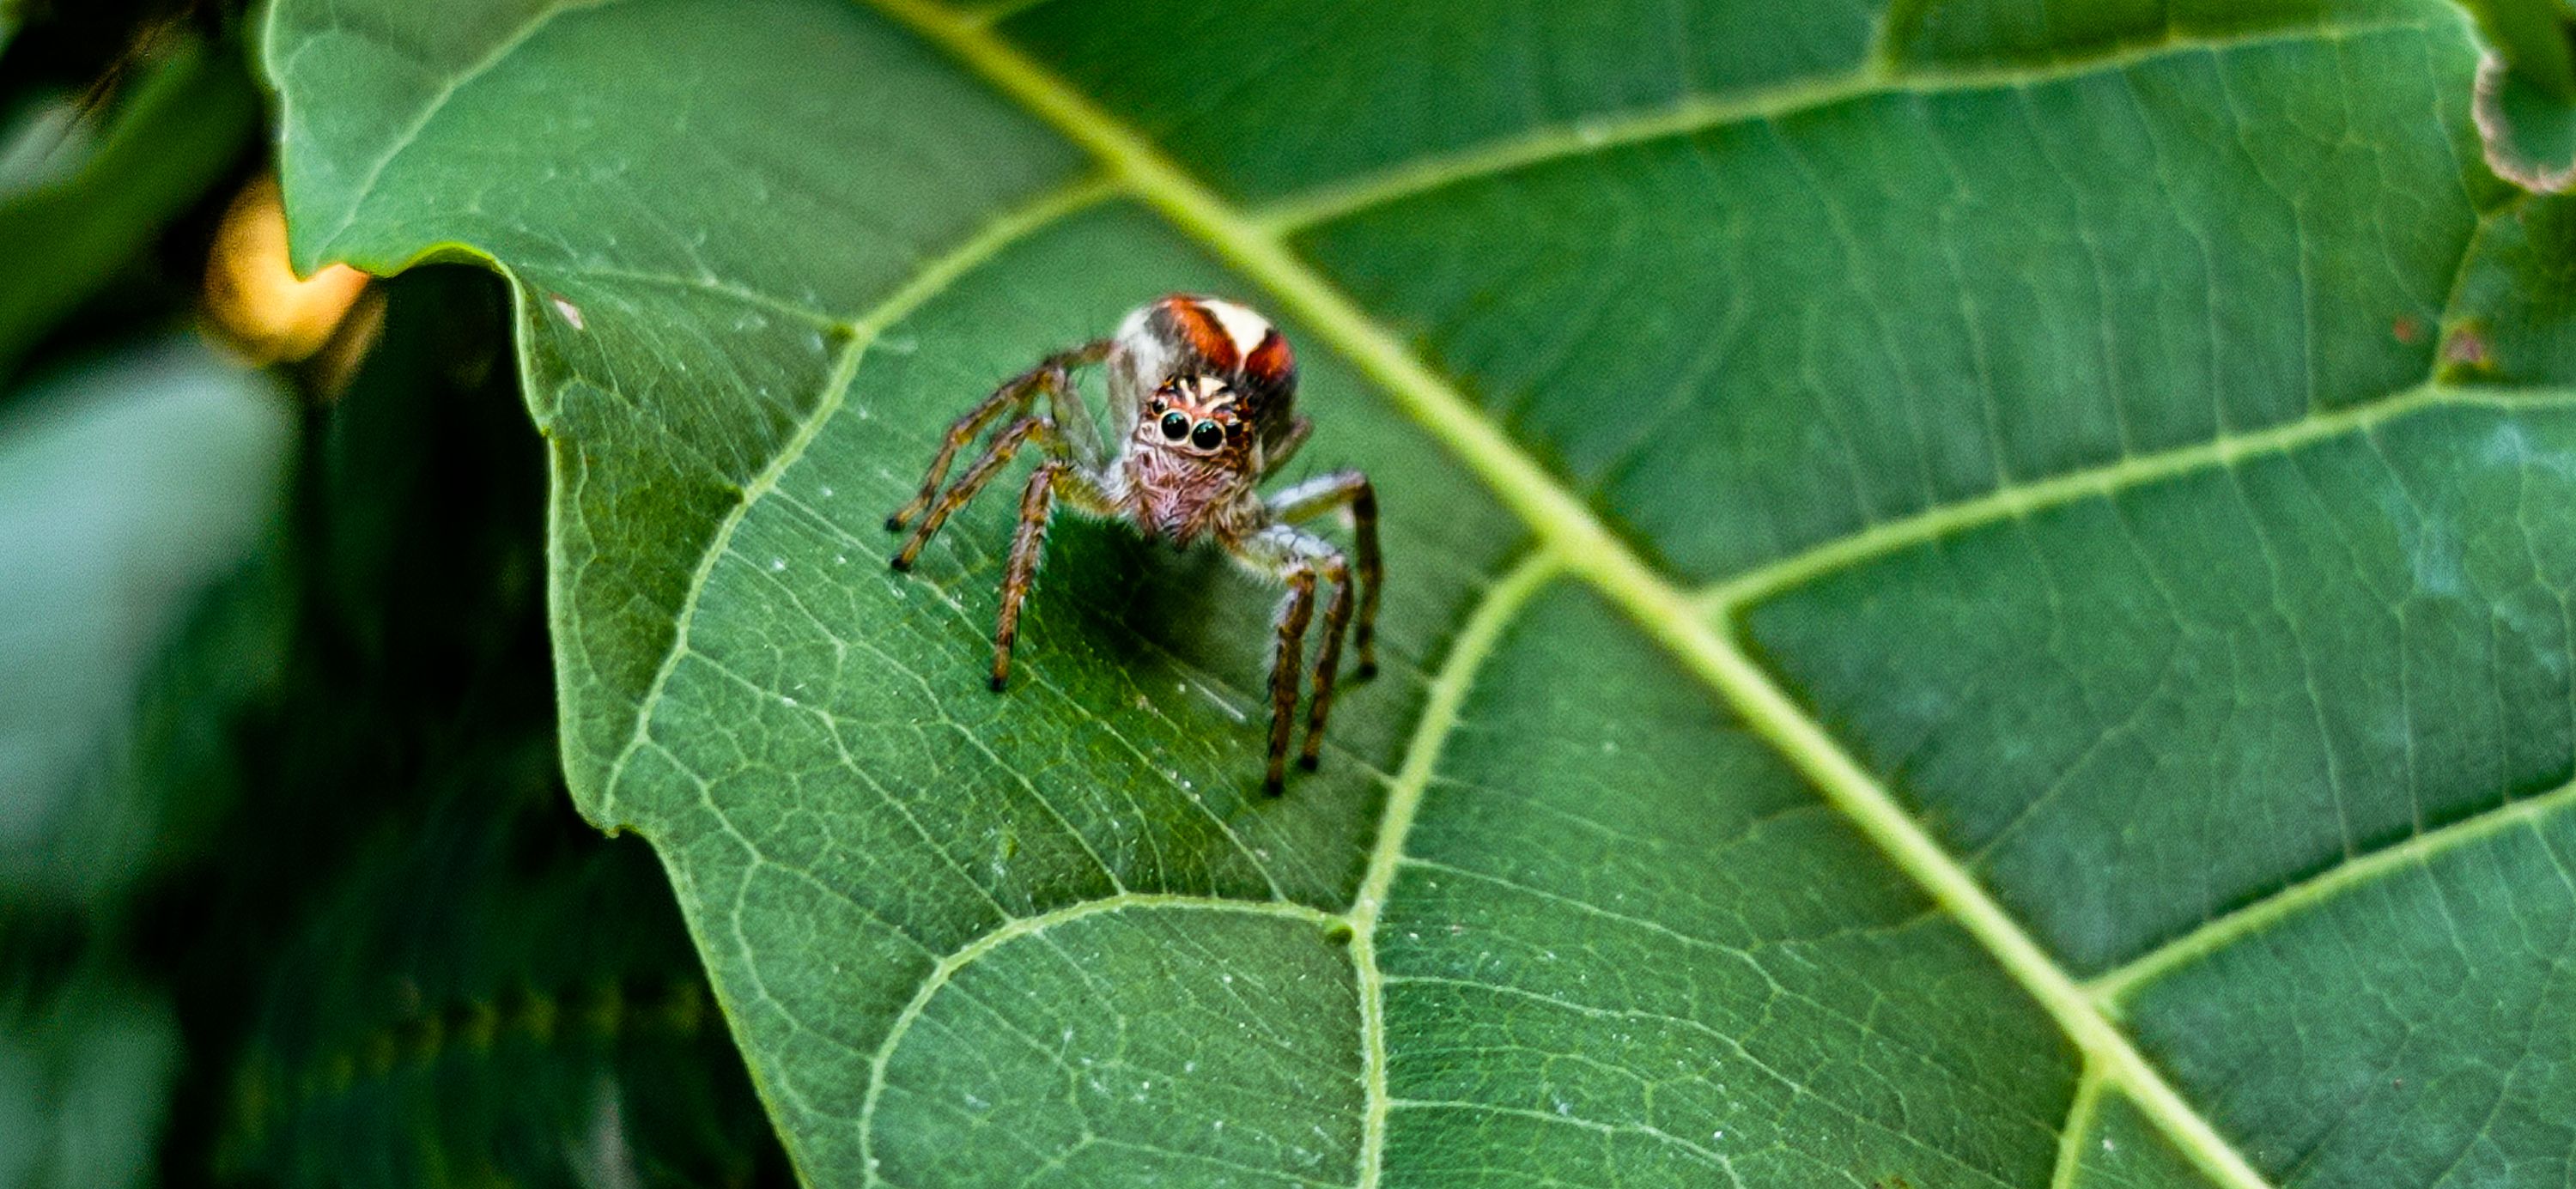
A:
[1233,521,1356,790]
[1040,342,1115,470]
[891,415,1060,572]
[1262,415,1313,476]
[1261,560,1318,795]
[992,459,1072,691]
[1300,550,1356,772]
[1268,470,1382,677]
[886,340,1107,532]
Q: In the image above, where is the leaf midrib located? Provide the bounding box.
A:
[850,1,2283,1186]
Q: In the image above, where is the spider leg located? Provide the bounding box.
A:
[1230,521,1356,790]
[1300,550,1355,772]
[890,415,1059,571]
[1260,415,1313,476]
[1040,341,1113,470]
[886,341,1106,532]
[1263,561,1317,795]
[1267,470,1381,677]
[991,460,1066,691]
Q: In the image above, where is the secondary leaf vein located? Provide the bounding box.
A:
[590,178,1110,825]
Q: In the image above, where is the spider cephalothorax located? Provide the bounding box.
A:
[885,294,1380,793]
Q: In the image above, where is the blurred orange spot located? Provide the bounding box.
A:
[204,173,369,364]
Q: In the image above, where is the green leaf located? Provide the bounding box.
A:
[210,743,793,1189]
[264,0,2576,1184]
[0,334,295,908]
[149,271,789,1186]
[0,34,259,385]
[2457,0,2576,103]
[0,331,294,1189]
[0,949,179,1189]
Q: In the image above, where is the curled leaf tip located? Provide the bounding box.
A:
[2476,48,2576,191]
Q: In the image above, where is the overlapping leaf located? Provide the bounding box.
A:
[267,0,2576,1184]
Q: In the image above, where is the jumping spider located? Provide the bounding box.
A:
[886,294,1382,794]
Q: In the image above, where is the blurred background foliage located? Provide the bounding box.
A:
[0,2,793,1183]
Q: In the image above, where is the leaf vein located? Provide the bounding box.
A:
[589,178,1107,825]
[1254,16,2455,234]
[1386,971,2048,1182]
[854,895,1341,1183]
[1344,553,1562,1188]
[1702,384,2576,613]
[306,0,626,259]
[1379,1097,1739,1178]
[1703,176,2549,614]
[2088,772,2576,1002]
[2047,1065,2107,1189]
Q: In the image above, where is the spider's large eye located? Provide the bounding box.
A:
[1160,410,1190,440]
[1191,420,1224,450]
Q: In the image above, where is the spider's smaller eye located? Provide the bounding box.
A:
[1191,420,1224,450]
[1148,397,1166,414]
[1161,410,1190,440]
